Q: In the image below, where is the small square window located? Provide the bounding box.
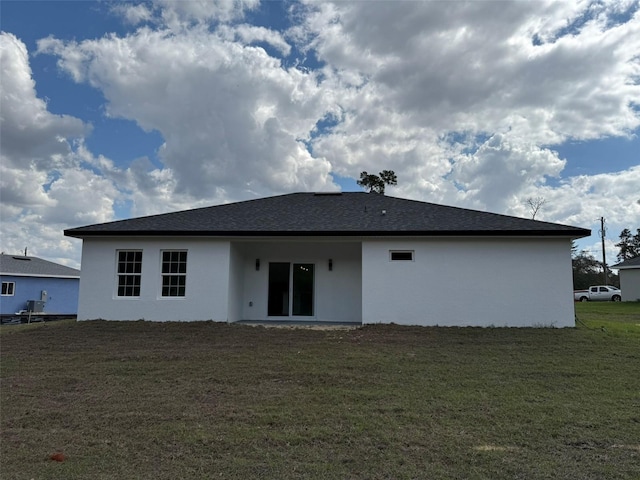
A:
[390,251,414,261]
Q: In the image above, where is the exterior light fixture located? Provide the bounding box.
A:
[255,259,260,271]
[328,259,333,271]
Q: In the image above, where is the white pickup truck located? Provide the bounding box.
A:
[574,285,622,302]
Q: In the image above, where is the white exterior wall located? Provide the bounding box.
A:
[237,241,362,323]
[619,269,640,302]
[227,243,244,322]
[362,237,575,327]
[78,235,576,326]
[77,238,231,321]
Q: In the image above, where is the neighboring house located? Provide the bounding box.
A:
[0,254,80,317]
[64,192,590,327]
[611,256,640,302]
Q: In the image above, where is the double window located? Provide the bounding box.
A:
[161,251,187,297]
[1,281,15,296]
[117,251,142,297]
[115,250,188,298]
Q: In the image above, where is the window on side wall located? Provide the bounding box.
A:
[161,251,187,297]
[1,281,15,296]
[117,250,142,297]
[390,250,414,261]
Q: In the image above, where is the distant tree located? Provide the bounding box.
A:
[572,248,619,289]
[525,196,547,220]
[357,170,397,194]
[572,250,601,290]
[615,228,640,261]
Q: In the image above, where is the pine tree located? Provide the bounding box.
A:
[615,228,640,261]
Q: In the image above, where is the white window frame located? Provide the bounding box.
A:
[1,281,15,296]
[116,250,143,298]
[160,250,188,298]
[389,250,414,261]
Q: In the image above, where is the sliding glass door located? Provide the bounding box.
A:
[292,264,314,316]
[268,263,290,316]
[268,263,314,317]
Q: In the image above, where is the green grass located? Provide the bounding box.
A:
[575,301,640,335]
[1,304,639,479]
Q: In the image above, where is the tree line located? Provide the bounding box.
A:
[572,227,639,289]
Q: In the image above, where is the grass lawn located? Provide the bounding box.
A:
[1,304,639,479]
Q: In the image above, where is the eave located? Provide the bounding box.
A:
[64,228,591,239]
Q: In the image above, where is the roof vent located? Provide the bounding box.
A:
[314,192,343,196]
[12,256,31,261]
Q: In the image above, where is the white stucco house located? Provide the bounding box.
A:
[611,256,640,302]
[64,192,590,327]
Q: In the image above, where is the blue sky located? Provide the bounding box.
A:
[1,0,639,267]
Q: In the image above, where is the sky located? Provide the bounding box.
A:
[1,0,639,270]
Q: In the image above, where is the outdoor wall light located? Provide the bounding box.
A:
[328,259,333,271]
[255,259,260,271]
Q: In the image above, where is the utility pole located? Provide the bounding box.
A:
[599,217,607,285]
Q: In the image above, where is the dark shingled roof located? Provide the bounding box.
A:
[612,256,640,269]
[0,255,80,278]
[64,192,590,238]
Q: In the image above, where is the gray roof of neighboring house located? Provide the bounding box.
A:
[612,256,640,269]
[0,255,80,278]
[64,192,591,239]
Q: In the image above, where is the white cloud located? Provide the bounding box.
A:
[300,1,640,140]
[551,166,640,227]
[219,24,292,56]
[0,33,119,266]
[34,1,640,220]
[157,0,261,24]
[112,3,154,26]
[37,24,338,201]
[302,1,640,242]
[0,33,87,164]
[113,0,261,29]
[451,133,566,212]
